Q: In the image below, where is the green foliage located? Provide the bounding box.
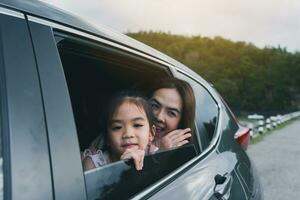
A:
[127,31,300,113]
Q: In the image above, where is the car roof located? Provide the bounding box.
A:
[0,0,203,78]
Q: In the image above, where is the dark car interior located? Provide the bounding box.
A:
[56,35,171,149]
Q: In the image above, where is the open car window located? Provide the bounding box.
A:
[54,33,199,199]
[176,72,219,151]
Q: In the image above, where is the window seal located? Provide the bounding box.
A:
[175,70,222,146]
[0,6,24,19]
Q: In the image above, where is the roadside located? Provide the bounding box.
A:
[247,118,300,200]
[250,116,300,145]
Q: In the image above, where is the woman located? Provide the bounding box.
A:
[149,77,196,150]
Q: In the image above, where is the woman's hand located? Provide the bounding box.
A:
[120,149,145,170]
[158,128,192,150]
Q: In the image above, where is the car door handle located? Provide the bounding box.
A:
[213,173,233,200]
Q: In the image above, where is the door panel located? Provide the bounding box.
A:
[218,108,256,199]
[149,115,247,200]
[0,13,53,200]
[149,150,243,200]
[28,21,87,200]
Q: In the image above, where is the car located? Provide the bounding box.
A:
[0,1,262,199]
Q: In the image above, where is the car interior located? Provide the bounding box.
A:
[56,35,171,149]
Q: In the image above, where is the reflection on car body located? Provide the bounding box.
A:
[0,0,262,199]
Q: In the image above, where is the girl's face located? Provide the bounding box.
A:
[150,88,182,137]
[108,101,154,159]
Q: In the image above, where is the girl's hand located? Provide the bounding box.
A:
[159,128,192,150]
[120,149,145,170]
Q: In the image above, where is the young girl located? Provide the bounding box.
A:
[82,94,156,171]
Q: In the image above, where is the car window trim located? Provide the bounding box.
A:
[0,26,10,200]
[175,68,221,104]
[53,32,173,78]
[28,21,87,200]
[174,69,222,147]
[27,15,179,74]
[0,15,54,199]
[0,6,24,19]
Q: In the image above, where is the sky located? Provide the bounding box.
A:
[41,0,300,52]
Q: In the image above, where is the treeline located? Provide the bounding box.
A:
[127,31,300,115]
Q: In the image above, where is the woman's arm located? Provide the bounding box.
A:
[157,128,192,150]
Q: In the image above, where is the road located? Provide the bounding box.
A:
[247,119,300,200]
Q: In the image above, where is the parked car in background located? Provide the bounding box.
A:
[0,0,261,199]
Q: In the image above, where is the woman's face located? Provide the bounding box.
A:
[150,88,182,137]
[108,102,154,159]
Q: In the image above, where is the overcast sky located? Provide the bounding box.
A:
[41,0,300,52]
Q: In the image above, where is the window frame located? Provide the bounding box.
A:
[173,69,221,152]
[53,31,202,199]
[54,31,174,151]
[0,11,54,200]
[28,20,87,200]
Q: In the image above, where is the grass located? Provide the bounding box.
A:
[250,117,300,145]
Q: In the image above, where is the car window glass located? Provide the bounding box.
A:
[177,72,219,150]
[85,145,196,199]
[54,34,198,199]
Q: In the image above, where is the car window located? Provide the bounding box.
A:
[54,33,198,199]
[176,72,219,151]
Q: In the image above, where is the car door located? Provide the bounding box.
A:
[217,99,260,200]
[0,8,53,200]
[142,71,248,200]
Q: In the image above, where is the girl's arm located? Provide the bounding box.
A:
[120,149,145,171]
[82,157,96,171]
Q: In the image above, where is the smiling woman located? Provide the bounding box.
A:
[150,77,196,150]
